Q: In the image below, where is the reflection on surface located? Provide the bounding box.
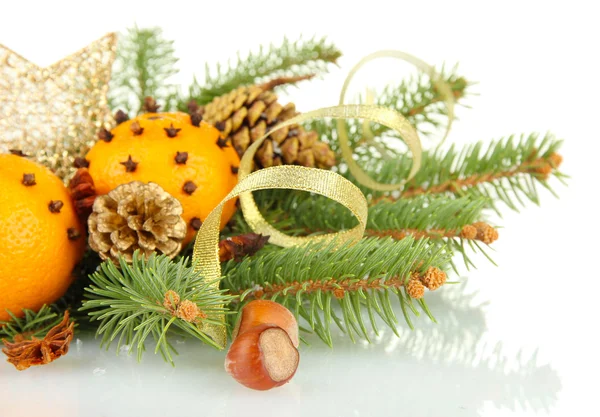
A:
[302,283,561,416]
[0,283,560,417]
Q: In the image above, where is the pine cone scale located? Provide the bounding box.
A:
[201,84,336,170]
[247,101,266,126]
[88,182,187,263]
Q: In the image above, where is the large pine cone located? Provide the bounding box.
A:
[88,181,187,263]
[201,85,336,169]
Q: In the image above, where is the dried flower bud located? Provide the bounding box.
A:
[473,222,499,244]
[219,233,270,262]
[460,224,477,240]
[22,173,36,186]
[114,109,130,125]
[163,290,181,312]
[175,300,202,322]
[143,96,160,113]
[406,279,425,299]
[419,266,447,291]
[130,121,144,136]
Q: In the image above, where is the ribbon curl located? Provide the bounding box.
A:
[193,52,455,348]
[337,50,455,191]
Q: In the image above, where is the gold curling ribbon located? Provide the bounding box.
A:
[193,51,454,347]
[337,50,455,191]
[193,104,424,348]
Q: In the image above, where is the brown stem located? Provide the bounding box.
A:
[259,74,316,91]
[233,266,446,301]
[373,153,563,203]
[364,222,498,244]
[365,228,457,240]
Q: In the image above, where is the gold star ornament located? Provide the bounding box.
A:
[0,33,117,181]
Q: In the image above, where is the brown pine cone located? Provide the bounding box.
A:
[88,181,187,263]
[68,167,97,220]
[200,83,336,170]
[419,266,447,291]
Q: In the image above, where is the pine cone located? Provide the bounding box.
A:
[200,84,336,169]
[88,181,187,263]
[68,167,97,221]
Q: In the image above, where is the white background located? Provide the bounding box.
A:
[1,1,598,416]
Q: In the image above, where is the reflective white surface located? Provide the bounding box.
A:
[0,1,598,416]
[0,281,571,416]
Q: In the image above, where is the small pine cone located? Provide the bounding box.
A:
[88,181,187,263]
[406,279,425,299]
[163,290,181,313]
[460,224,478,240]
[549,153,563,168]
[534,162,553,178]
[201,84,336,170]
[473,221,499,244]
[176,300,205,322]
[420,266,447,291]
[68,168,97,221]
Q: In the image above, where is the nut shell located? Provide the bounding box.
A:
[225,323,299,391]
[232,300,299,347]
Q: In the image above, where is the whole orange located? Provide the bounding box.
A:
[85,112,240,244]
[0,154,86,322]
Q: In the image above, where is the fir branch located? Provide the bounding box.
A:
[306,64,471,159]
[182,36,341,108]
[109,26,179,114]
[233,191,496,269]
[376,64,470,136]
[80,252,233,365]
[222,237,452,346]
[0,305,65,343]
[366,133,564,214]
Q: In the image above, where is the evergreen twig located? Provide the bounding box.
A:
[80,252,233,365]
[182,36,341,108]
[109,26,179,114]
[222,237,451,346]
[225,189,496,269]
[0,305,64,343]
[363,133,564,214]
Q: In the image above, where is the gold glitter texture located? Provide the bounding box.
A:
[0,33,117,182]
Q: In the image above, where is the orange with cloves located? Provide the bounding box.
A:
[0,154,85,322]
[85,111,240,244]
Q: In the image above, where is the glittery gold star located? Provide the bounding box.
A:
[0,33,117,182]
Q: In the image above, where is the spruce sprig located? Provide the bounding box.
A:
[222,237,451,346]
[0,305,64,343]
[183,36,341,108]
[109,26,179,114]
[80,252,233,365]
[282,193,495,270]
[362,133,564,214]
[225,190,494,270]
